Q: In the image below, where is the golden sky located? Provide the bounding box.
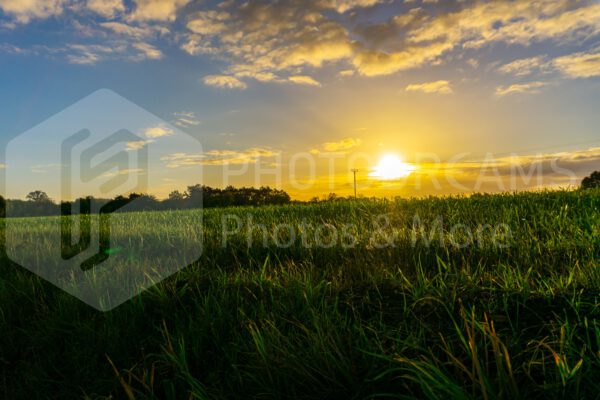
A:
[1,0,600,200]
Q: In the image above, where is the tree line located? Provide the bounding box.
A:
[0,185,291,218]
[1,171,599,218]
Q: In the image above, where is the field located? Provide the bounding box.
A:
[0,189,599,399]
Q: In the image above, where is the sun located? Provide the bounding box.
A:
[370,154,416,180]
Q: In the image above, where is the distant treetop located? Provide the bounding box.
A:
[582,171,600,190]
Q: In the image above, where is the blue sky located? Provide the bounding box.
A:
[1,0,600,199]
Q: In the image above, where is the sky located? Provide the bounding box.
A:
[1,0,600,200]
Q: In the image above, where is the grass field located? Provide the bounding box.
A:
[0,189,599,399]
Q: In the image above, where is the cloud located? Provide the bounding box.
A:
[553,50,600,78]
[351,0,600,77]
[0,42,33,55]
[86,0,125,19]
[495,81,549,97]
[99,22,158,39]
[0,0,65,24]
[352,41,454,76]
[101,168,145,178]
[131,42,162,60]
[457,147,600,186]
[66,44,116,64]
[410,1,600,48]
[127,0,190,22]
[162,147,279,167]
[288,75,322,87]
[172,111,201,128]
[310,138,362,154]
[202,75,247,89]
[319,0,385,13]
[180,1,354,86]
[30,163,62,173]
[186,10,230,35]
[405,80,453,94]
[63,42,162,64]
[126,140,153,151]
[498,56,551,77]
[143,124,173,138]
[4,0,600,90]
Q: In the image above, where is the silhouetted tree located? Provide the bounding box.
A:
[163,190,187,210]
[582,171,600,189]
[0,195,5,218]
[6,185,292,217]
[26,190,51,203]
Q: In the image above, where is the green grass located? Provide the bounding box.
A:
[0,189,599,399]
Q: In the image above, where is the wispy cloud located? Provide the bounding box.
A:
[30,163,62,173]
[553,50,600,79]
[172,111,201,128]
[202,75,247,89]
[310,138,362,154]
[99,21,161,39]
[162,148,279,168]
[495,81,549,97]
[101,168,145,178]
[405,80,453,94]
[131,42,162,60]
[288,75,322,87]
[498,56,551,77]
[63,41,163,65]
[65,44,116,65]
[86,0,125,19]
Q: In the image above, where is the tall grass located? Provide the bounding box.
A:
[0,189,598,398]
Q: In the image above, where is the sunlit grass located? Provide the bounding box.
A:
[0,189,598,398]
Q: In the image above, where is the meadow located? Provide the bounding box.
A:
[0,189,599,399]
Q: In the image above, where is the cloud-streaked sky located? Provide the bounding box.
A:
[1,0,600,199]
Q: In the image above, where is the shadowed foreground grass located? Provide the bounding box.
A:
[0,190,599,399]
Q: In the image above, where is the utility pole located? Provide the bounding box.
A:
[351,169,359,199]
